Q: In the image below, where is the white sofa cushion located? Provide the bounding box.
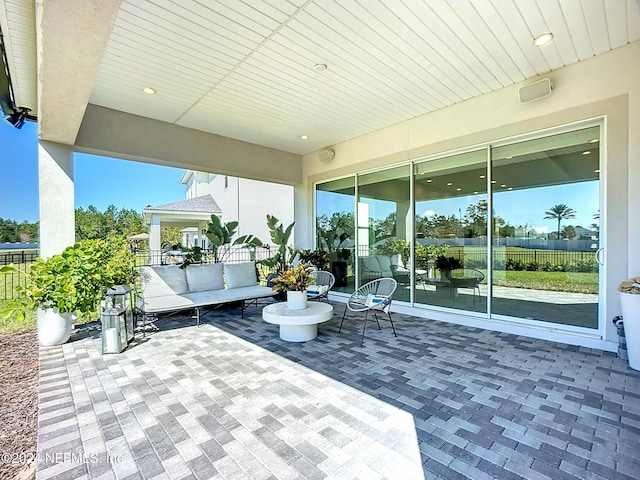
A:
[224,261,258,289]
[140,266,189,298]
[375,255,394,277]
[186,263,224,292]
[361,257,381,277]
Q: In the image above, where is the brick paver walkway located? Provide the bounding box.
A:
[36,301,640,479]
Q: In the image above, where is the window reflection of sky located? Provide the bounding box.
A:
[318,179,599,233]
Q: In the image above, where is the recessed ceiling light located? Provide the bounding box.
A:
[507,187,513,191]
[456,187,462,191]
[506,156,513,159]
[314,63,328,71]
[582,151,591,155]
[589,138,599,143]
[142,87,156,95]
[446,182,453,186]
[300,135,309,140]
[426,179,432,183]
[473,191,479,194]
[533,32,554,46]
[479,175,486,179]
[501,184,507,188]
[491,180,497,184]
[594,169,600,173]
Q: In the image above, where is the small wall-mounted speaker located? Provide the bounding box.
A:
[318,148,335,162]
[519,78,552,103]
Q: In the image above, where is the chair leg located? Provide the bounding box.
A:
[339,305,348,333]
[373,312,382,330]
[387,312,398,338]
[360,311,369,346]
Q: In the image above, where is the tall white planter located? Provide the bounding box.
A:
[286,290,308,310]
[37,309,73,346]
[620,292,640,370]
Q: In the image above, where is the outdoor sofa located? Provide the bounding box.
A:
[139,261,274,331]
[359,255,410,284]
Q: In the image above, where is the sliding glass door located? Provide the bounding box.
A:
[414,150,488,313]
[490,126,600,328]
[316,178,355,293]
[357,166,411,300]
[315,123,601,330]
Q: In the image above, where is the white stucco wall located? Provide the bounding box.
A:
[38,141,75,258]
[299,40,640,351]
[184,173,295,247]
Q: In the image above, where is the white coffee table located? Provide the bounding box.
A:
[262,301,334,342]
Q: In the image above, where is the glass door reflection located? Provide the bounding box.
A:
[490,126,600,328]
[414,150,488,313]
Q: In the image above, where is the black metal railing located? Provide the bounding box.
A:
[135,247,278,285]
[356,244,598,273]
[0,250,38,301]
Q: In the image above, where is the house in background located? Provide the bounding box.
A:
[142,194,221,252]
[181,171,294,246]
[143,172,294,251]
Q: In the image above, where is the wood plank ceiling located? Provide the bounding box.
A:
[3,0,640,155]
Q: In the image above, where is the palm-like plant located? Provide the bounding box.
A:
[181,215,263,267]
[261,215,295,273]
[544,204,576,239]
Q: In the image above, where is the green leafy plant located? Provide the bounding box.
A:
[261,215,295,273]
[179,246,203,269]
[336,248,351,261]
[377,239,410,266]
[270,264,315,293]
[1,235,137,321]
[435,255,462,272]
[415,244,449,269]
[180,215,263,268]
[298,249,330,271]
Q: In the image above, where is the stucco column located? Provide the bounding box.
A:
[149,216,161,251]
[38,141,74,258]
[396,201,411,242]
[629,86,640,276]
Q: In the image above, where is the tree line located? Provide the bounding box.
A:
[317,200,596,246]
[0,205,147,244]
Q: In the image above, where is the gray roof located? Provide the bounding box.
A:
[144,194,221,214]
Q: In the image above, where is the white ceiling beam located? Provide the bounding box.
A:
[36,0,121,144]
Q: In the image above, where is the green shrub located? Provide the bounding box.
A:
[1,234,137,321]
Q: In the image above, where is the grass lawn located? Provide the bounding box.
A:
[0,300,35,334]
[493,270,598,294]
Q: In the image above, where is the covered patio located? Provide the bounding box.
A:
[1,2,640,479]
[37,303,640,479]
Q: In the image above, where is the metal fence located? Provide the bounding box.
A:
[135,246,278,284]
[1,246,279,301]
[0,250,38,301]
[356,245,598,273]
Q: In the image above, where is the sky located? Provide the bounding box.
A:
[1,119,187,223]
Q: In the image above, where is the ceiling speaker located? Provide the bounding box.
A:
[519,78,552,103]
[318,148,335,162]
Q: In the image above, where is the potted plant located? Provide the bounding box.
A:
[1,236,137,346]
[619,277,640,370]
[415,244,449,277]
[435,255,462,280]
[261,215,296,279]
[270,264,315,310]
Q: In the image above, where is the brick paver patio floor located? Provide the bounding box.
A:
[36,300,640,479]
